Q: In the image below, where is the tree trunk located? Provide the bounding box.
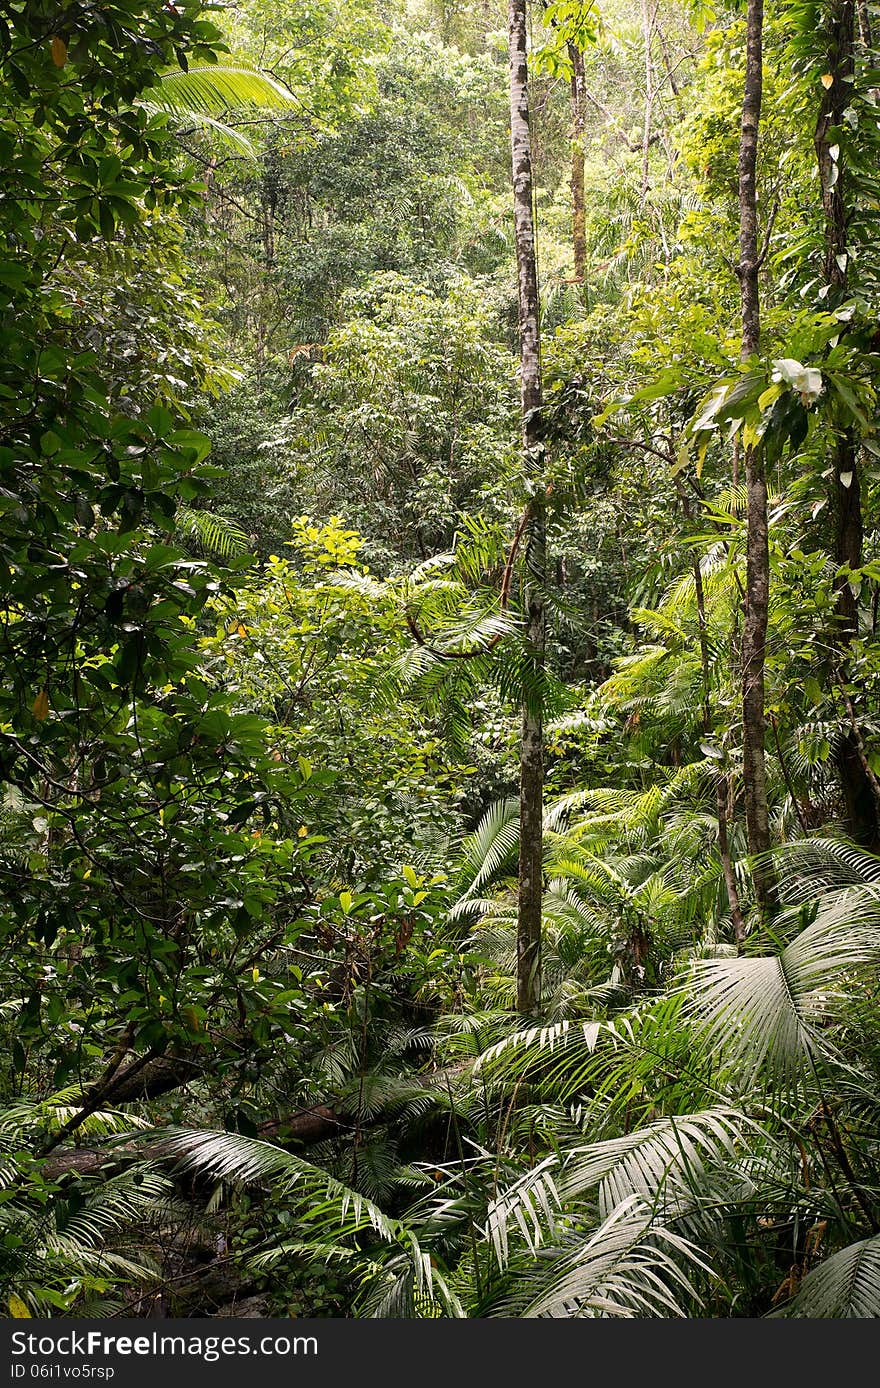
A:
[640,0,657,207]
[568,41,587,284]
[737,0,776,910]
[693,554,746,943]
[815,0,879,847]
[509,0,544,1014]
[814,4,852,299]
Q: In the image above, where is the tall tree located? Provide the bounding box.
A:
[737,0,776,911]
[814,0,879,847]
[640,0,658,207]
[508,0,545,1013]
[568,40,587,284]
[815,0,857,629]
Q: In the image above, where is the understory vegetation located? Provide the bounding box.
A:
[2,0,880,1319]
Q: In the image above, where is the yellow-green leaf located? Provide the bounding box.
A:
[670,439,689,478]
[8,1294,30,1318]
[758,381,784,412]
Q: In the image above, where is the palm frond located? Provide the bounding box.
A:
[176,507,251,560]
[485,1155,561,1266]
[560,1108,755,1220]
[456,798,520,900]
[778,1235,880,1317]
[162,1127,399,1242]
[496,1196,709,1318]
[685,899,880,1087]
[155,66,297,117]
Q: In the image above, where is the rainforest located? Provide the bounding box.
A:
[2,0,880,1321]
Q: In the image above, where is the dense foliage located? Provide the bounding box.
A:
[2,0,880,1320]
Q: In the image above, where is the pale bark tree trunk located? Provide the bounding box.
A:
[815,0,880,847]
[509,0,544,1014]
[737,0,776,911]
[568,41,587,284]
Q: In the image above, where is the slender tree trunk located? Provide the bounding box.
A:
[815,6,852,300]
[694,556,746,943]
[717,776,746,943]
[640,0,657,207]
[815,0,879,847]
[737,0,776,910]
[657,21,682,102]
[568,41,587,284]
[675,469,747,944]
[732,435,741,491]
[509,0,544,1014]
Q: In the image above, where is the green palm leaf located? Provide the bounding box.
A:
[176,507,250,560]
[155,66,297,117]
[140,63,297,156]
[456,798,520,900]
[560,1108,755,1220]
[162,1126,399,1242]
[779,1235,880,1317]
[498,1196,709,1318]
[686,897,880,1087]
